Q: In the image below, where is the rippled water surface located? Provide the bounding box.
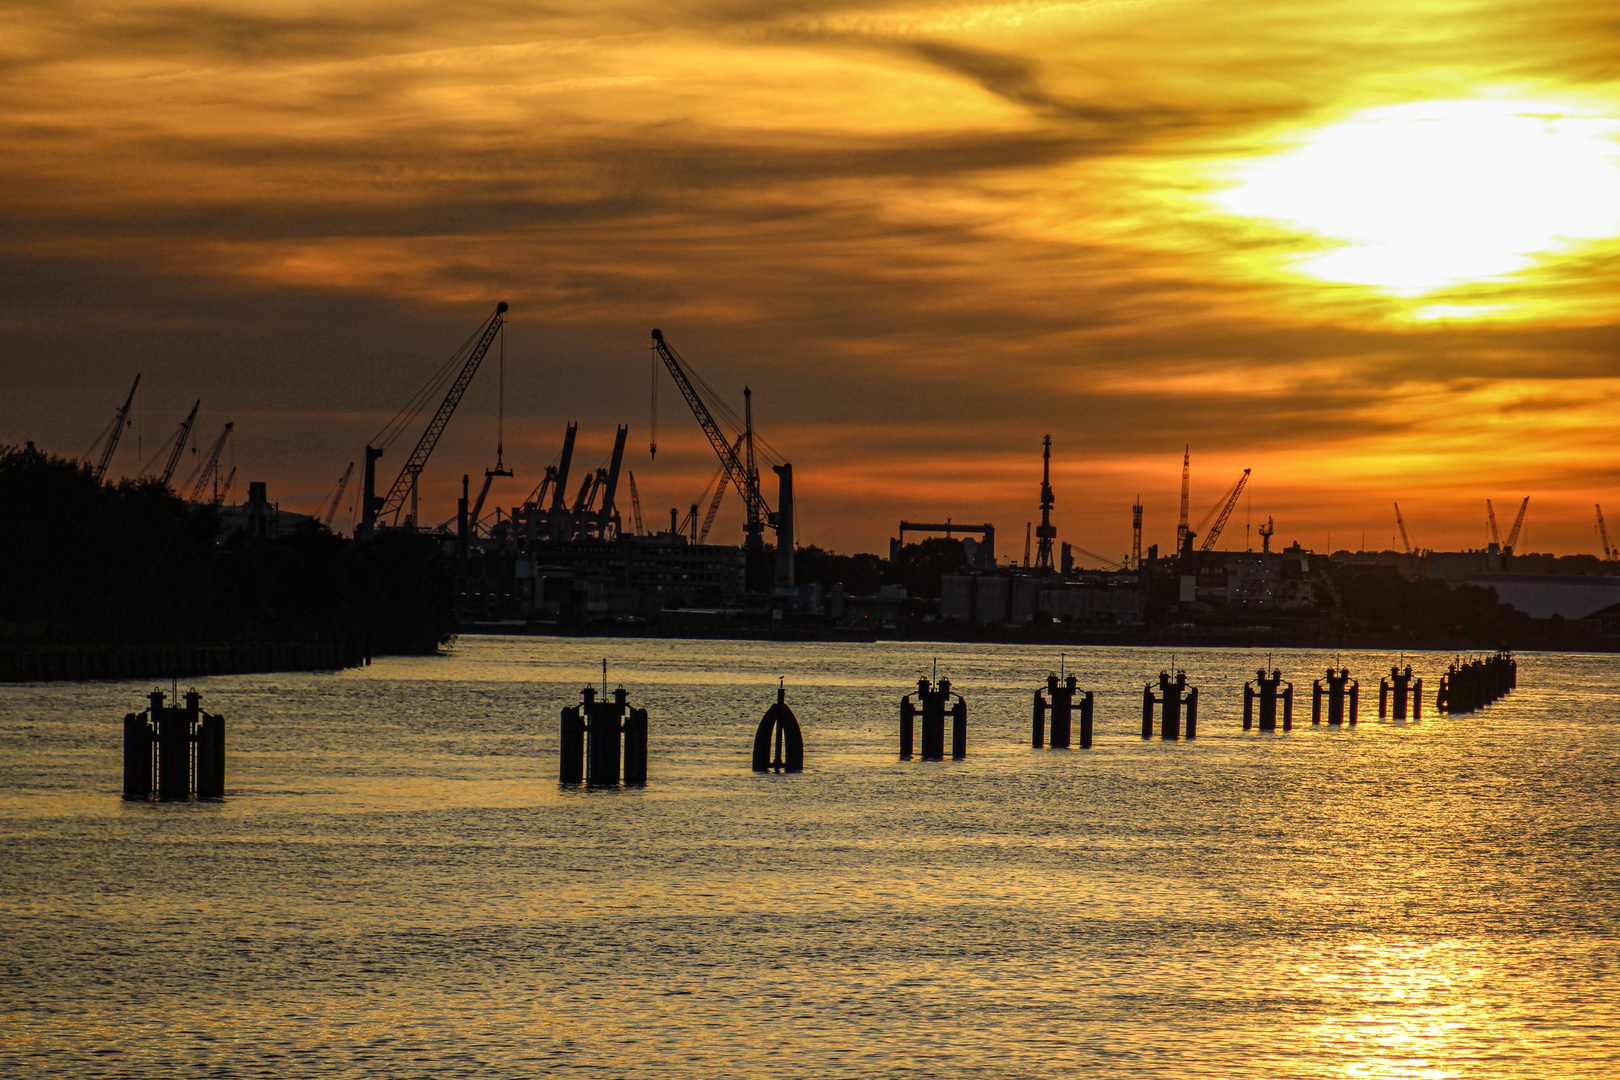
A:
[2,637,1617,1078]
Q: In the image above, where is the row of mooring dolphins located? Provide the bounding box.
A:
[550,651,1518,787]
[118,653,1517,800]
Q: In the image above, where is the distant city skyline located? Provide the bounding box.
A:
[5,1,1620,558]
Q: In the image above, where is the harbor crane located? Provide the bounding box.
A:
[213,467,236,507]
[1176,446,1190,552]
[1504,496,1529,553]
[1192,468,1250,552]
[649,329,793,591]
[697,436,746,544]
[1393,502,1415,556]
[186,423,233,504]
[1034,435,1057,573]
[83,374,140,481]
[142,399,200,487]
[320,463,354,529]
[361,302,507,535]
[1597,504,1616,560]
[1486,499,1502,548]
[627,471,646,535]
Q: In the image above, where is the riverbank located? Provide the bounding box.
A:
[0,637,369,682]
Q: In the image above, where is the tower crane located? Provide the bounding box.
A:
[362,302,507,534]
[1175,446,1190,552]
[1194,468,1250,552]
[1131,496,1143,570]
[84,374,140,482]
[1504,496,1529,553]
[1034,435,1056,573]
[649,329,793,591]
[1486,499,1502,548]
[1597,504,1616,560]
[142,400,200,487]
[320,463,355,529]
[186,423,233,503]
[1393,502,1415,556]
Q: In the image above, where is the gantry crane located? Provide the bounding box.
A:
[84,374,140,482]
[1504,496,1529,553]
[1194,468,1250,552]
[361,302,507,535]
[186,423,233,503]
[649,329,793,591]
[1597,504,1616,560]
[320,462,354,529]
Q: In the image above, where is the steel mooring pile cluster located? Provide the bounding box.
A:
[1312,668,1360,725]
[1142,670,1199,740]
[1032,674,1094,749]
[1437,652,1517,714]
[1243,669,1294,732]
[900,677,968,760]
[1378,665,1423,720]
[123,689,225,800]
[560,685,649,786]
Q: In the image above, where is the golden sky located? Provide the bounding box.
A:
[7,0,1620,558]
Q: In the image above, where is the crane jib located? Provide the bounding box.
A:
[650,331,773,521]
[378,303,508,522]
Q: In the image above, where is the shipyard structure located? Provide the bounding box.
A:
[66,300,1620,647]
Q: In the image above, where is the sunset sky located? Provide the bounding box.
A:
[6,0,1620,561]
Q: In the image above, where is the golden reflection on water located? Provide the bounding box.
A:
[1304,941,1481,1080]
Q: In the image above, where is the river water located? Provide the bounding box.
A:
[1,636,1616,1078]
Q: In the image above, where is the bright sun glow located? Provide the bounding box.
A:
[1218,99,1620,295]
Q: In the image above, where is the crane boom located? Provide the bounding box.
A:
[627,470,645,535]
[148,399,200,486]
[377,302,508,524]
[1198,468,1250,551]
[699,436,744,543]
[213,466,236,507]
[1394,502,1414,555]
[322,462,354,528]
[186,423,233,503]
[1598,504,1615,560]
[1486,499,1502,548]
[649,329,771,523]
[1505,496,1529,551]
[1068,544,1127,570]
[89,374,140,481]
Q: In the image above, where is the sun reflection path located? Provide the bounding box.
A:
[1214,99,1620,299]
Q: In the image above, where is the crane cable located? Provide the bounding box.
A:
[647,340,784,468]
[368,319,487,452]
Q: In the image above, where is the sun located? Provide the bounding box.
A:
[1216,99,1620,296]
